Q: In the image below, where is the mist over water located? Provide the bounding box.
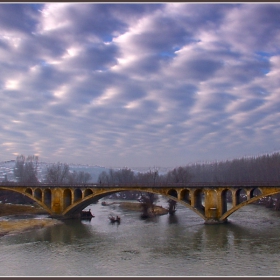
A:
[1,198,280,276]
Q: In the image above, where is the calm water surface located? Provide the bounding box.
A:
[1,198,280,276]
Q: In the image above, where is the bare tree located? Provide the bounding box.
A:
[98,170,110,184]
[136,168,160,185]
[138,192,158,218]
[98,168,135,185]
[14,155,25,182]
[14,155,39,184]
[115,168,135,184]
[165,166,193,184]
[68,170,92,184]
[44,163,70,184]
[80,171,92,184]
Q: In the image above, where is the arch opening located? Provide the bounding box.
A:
[74,189,82,202]
[25,188,32,195]
[34,188,42,201]
[167,189,178,198]
[44,189,51,208]
[193,189,205,213]
[236,189,247,205]
[235,189,247,205]
[221,189,232,215]
[64,189,72,209]
[181,189,190,204]
[250,188,262,199]
[84,189,93,197]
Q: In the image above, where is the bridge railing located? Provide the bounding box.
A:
[1,181,280,188]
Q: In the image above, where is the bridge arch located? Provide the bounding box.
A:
[220,189,280,221]
[60,187,280,222]
[0,186,52,215]
[62,188,206,220]
[62,189,132,216]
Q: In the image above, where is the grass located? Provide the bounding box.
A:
[0,203,48,217]
[0,203,61,237]
[0,218,61,237]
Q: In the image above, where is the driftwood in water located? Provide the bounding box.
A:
[108,215,121,223]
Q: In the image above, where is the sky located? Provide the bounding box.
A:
[1,3,280,168]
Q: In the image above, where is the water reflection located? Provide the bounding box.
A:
[1,202,280,276]
[168,214,179,224]
[38,220,94,244]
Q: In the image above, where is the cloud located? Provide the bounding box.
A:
[0,3,280,168]
[219,4,280,53]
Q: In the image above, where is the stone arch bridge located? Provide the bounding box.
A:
[1,182,280,224]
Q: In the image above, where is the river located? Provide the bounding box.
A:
[0,197,280,276]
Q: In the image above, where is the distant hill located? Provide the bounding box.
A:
[0,160,16,182]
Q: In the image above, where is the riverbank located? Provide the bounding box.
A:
[0,218,62,237]
[0,203,62,237]
[0,203,48,217]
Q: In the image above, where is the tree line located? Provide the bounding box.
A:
[12,152,280,185]
[98,165,193,185]
[186,153,280,183]
[98,152,280,185]
[13,155,92,184]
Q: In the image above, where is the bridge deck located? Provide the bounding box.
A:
[1,182,280,188]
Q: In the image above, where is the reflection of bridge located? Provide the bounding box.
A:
[1,182,280,224]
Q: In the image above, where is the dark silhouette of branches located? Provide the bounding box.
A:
[44,163,92,184]
[14,155,39,184]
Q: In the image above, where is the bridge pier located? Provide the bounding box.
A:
[50,213,81,220]
[203,189,229,224]
[204,218,228,224]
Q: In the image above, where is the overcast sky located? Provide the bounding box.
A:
[1,3,280,168]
